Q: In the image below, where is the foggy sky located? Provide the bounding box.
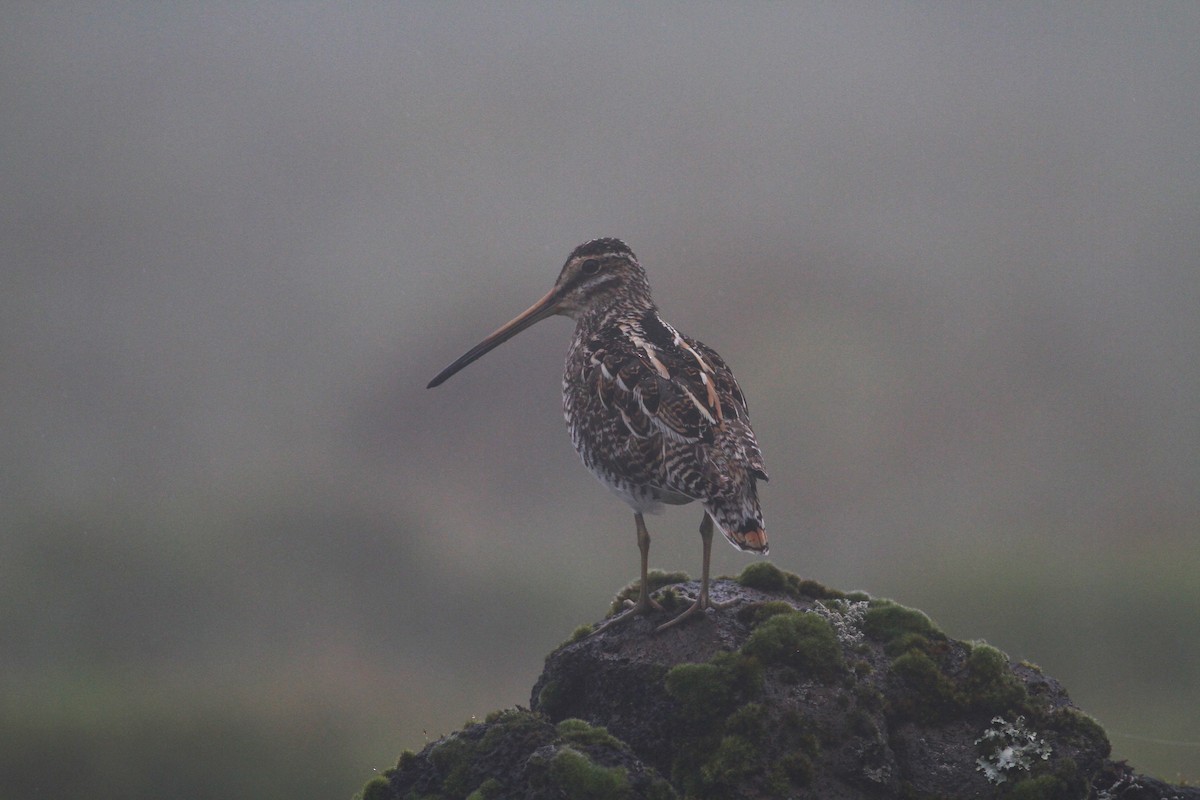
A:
[5,3,1196,541]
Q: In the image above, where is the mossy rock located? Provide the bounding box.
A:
[742,611,845,680]
[665,651,763,724]
[556,718,626,750]
[736,599,797,626]
[532,746,629,798]
[889,648,961,721]
[735,562,843,601]
[862,600,944,654]
[358,567,1173,800]
[963,641,1030,715]
[608,569,691,616]
[363,708,676,800]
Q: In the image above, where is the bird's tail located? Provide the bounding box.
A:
[730,522,769,554]
[707,491,769,555]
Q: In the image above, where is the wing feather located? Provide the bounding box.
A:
[576,312,767,481]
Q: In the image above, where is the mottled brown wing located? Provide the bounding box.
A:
[580,316,767,480]
[580,330,708,446]
[688,337,769,481]
[582,341,656,440]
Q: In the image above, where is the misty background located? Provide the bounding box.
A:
[2,4,1197,798]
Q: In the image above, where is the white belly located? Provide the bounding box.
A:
[592,466,695,515]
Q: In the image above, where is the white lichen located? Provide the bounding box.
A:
[974,715,1052,785]
[809,599,868,645]
[1095,775,1140,800]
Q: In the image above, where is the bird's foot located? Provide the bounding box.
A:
[654,590,732,633]
[591,592,664,635]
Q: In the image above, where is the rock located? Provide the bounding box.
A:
[357,565,1198,800]
[360,709,676,800]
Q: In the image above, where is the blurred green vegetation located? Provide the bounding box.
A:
[3,687,361,799]
[0,490,561,800]
[4,495,1196,799]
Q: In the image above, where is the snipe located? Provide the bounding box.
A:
[427,238,768,631]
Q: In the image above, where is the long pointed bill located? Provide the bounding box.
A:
[427,286,561,388]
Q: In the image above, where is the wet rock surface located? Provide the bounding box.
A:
[359,565,1197,800]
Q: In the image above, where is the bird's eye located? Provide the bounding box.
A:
[581,259,600,275]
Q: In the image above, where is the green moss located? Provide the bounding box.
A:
[420,709,562,797]
[648,785,681,800]
[359,775,395,800]
[376,709,664,800]
[742,612,844,680]
[889,649,959,721]
[556,718,625,750]
[608,569,690,615]
[862,601,942,648]
[740,600,797,626]
[1043,706,1110,754]
[465,777,502,799]
[428,733,478,797]
[643,568,692,592]
[734,562,843,601]
[483,707,520,725]
[853,681,886,714]
[665,651,763,722]
[963,642,1029,715]
[481,712,541,752]
[645,784,680,800]
[884,639,1055,727]
[723,703,767,739]
[665,651,769,797]
[736,561,790,592]
[884,631,934,657]
[778,751,815,787]
[774,710,820,787]
[566,624,594,644]
[963,641,1007,677]
[665,660,731,714]
[656,586,685,611]
[545,746,629,798]
[796,578,841,598]
[664,639,830,798]
[660,603,853,796]
[699,734,758,792]
[1007,773,1067,800]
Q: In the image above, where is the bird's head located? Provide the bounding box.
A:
[427,238,652,388]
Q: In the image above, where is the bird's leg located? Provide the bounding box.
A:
[633,512,666,613]
[591,513,664,634]
[656,512,720,632]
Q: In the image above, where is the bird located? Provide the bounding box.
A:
[427,238,768,632]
